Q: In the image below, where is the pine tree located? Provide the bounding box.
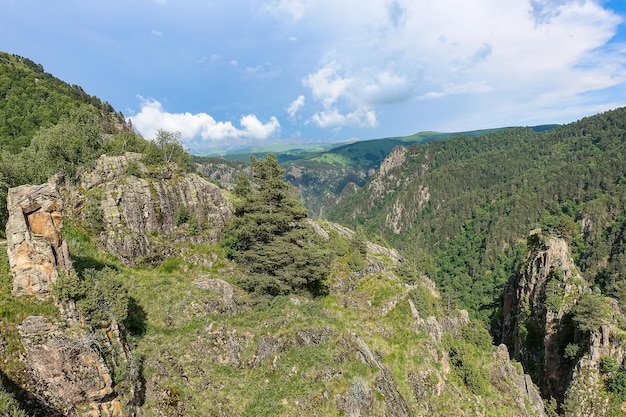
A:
[222,155,330,295]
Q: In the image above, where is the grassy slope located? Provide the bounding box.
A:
[0,221,537,415]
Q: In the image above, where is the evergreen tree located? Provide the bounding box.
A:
[222,155,330,295]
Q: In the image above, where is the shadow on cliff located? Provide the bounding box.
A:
[0,369,65,417]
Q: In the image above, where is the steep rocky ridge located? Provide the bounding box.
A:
[501,231,587,401]
[327,109,626,327]
[0,179,551,416]
[502,230,626,414]
[126,224,546,416]
[66,152,232,264]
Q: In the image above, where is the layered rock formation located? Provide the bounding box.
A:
[70,152,233,264]
[501,230,626,415]
[5,183,72,296]
[5,182,136,416]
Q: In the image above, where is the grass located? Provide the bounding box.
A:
[0,217,550,416]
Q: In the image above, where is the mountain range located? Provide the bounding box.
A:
[1,50,626,416]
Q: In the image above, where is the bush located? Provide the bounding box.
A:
[175,204,190,226]
[600,356,619,374]
[563,343,580,361]
[54,267,129,328]
[572,292,612,332]
[606,371,626,399]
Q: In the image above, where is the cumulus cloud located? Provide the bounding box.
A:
[267,0,626,130]
[287,95,305,117]
[303,61,352,108]
[129,98,280,150]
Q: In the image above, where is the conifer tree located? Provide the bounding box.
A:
[222,155,330,295]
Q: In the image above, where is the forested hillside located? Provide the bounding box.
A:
[0,52,128,153]
[327,108,626,327]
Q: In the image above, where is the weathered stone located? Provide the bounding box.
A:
[17,316,118,412]
[501,232,587,403]
[491,344,546,416]
[335,378,373,417]
[6,183,73,296]
[72,153,233,264]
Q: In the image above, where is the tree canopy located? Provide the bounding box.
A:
[222,155,331,295]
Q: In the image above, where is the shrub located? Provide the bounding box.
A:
[54,267,129,328]
[222,155,331,295]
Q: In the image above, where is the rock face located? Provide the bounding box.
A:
[5,183,73,296]
[501,231,586,402]
[72,153,233,264]
[17,316,121,415]
[5,181,137,416]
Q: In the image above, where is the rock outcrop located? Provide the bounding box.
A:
[501,231,587,402]
[5,182,137,416]
[17,316,121,415]
[70,153,233,264]
[5,183,72,296]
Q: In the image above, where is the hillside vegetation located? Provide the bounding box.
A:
[0,52,551,416]
[326,108,626,327]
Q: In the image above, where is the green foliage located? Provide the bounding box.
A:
[562,343,580,361]
[606,371,626,399]
[394,261,419,284]
[544,278,565,312]
[327,107,626,325]
[143,129,191,172]
[0,52,126,154]
[600,356,619,374]
[222,155,331,295]
[572,292,612,332]
[54,267,129,328]
[407,283,440,318]
[174,204,190,226]
[0,389,29,417]
[84,187,106,233]
[445,337,489,395]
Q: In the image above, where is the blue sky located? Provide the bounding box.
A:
[2,0,626,152]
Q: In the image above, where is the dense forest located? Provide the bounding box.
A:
[327,108,626,327]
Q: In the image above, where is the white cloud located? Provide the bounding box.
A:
[311,107,377,129]
[262,0,310,21]
[265,0,626,130]
[129,98,280,150]
[151,30,163,36]
[287,95,305,117]
[303,61,352,108]
[245,62,281,78]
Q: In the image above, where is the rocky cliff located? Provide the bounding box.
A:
[68,152,233,264]
[502,230,626,415]
[4,182,138,416]
[5,183,73,296]
[501,231,587,402]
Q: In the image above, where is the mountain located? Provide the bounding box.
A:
[0,52,129,153]
[1,51,623,416]
[326,108,626,325]
[326,107,626,412]
[196,125,559,217]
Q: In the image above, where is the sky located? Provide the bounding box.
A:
[2,0,626,152]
